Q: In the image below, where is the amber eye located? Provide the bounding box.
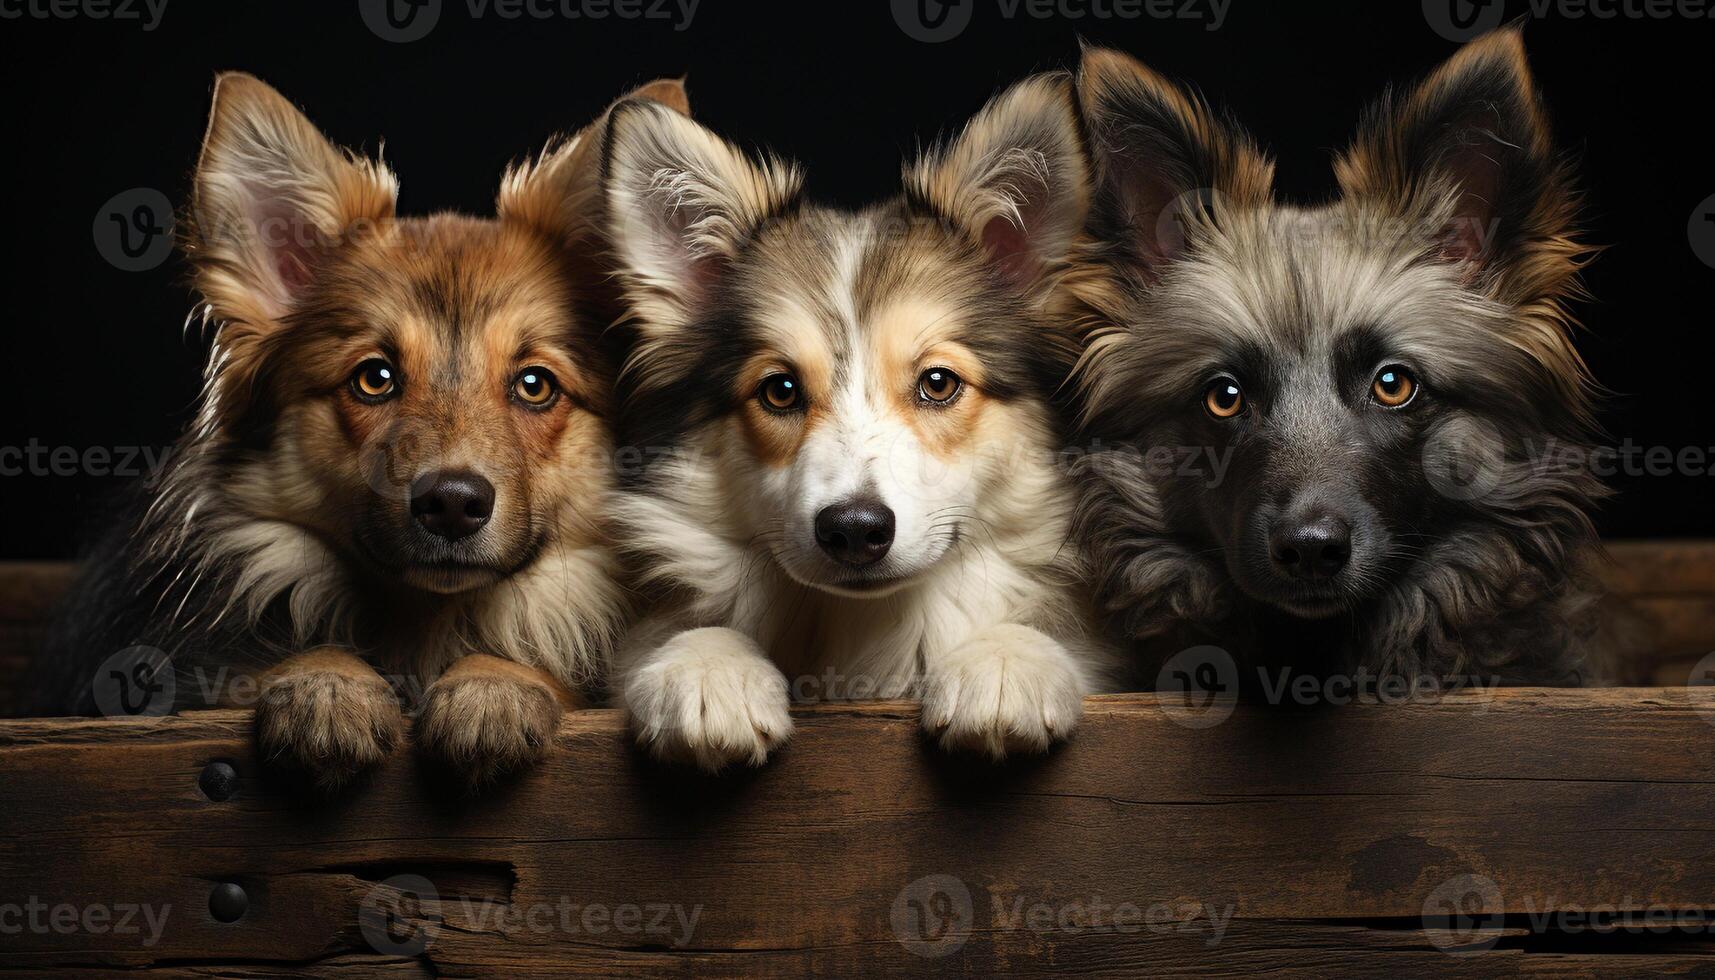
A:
[1372,365,1418,408]
[918,368,963,405]
[351,359,398,401]
[513,367,558,408]
[1204,377,1244,419]
[758,373,803,413]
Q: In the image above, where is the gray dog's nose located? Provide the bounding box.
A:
[1269,515,1351,581]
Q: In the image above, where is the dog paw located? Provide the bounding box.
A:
[254,653,403,792]
[921,624,1087,759]
[623,628,793,772]
[415,658,565,788]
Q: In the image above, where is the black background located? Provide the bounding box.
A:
[1,0,1709,558]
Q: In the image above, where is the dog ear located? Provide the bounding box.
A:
[1335,27,1583,304]
[1077,46,1273,281]
[185,72,397,329]
[905,73,1090,298]
[498,77,691,246]
[602,100,802,335]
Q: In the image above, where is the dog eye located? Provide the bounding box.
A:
[918,368,963,405]
[1204,377,1244,419]
[758,373,803,413]
[513,367,558,407]
[1372,366,1418,408]
[351,359,399,401]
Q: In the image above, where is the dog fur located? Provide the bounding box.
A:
[36,74,691,789]
[1068,29,1609,687]
[599,74,1123,770]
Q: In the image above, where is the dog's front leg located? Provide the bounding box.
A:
[415,654,582,788]
[254,648,405,792]
[920,624,1090,759]
[620,626,793,772]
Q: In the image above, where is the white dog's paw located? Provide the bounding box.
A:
[622,628,793,772]
[921,624,1088,759]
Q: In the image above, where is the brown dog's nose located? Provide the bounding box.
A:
[410,471,494,541]
[815,497,895,567]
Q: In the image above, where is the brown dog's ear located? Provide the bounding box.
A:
[1335,28,1583,304]
[1077,46,1272,281]
[905,73,1090,300]
[498,77,691,245]
[185,73,398,329]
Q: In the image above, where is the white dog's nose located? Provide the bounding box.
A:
[814,497,895,567]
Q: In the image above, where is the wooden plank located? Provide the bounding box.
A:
[1605,541,1715,596]
[3,691,1715,975]
[0,561,76,623]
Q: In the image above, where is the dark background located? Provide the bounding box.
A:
[1,0,1709,558]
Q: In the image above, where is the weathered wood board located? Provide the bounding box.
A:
[3,690,1715,976]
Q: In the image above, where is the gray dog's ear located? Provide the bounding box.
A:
[1336,27,1585,307]
[1077,46,1273,281]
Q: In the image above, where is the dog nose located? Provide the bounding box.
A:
[410,471,495,541]
[1269,515,1351,581]
[814,498,895,567]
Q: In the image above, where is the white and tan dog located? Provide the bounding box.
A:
[600,74,1123,771]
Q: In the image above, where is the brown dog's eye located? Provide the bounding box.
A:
[351,359,398,401]
[1204,377,1244,419]
[1372,366,1418,408]
[918,368,963,405]
[758,373,802,413]
[513,367,558,408]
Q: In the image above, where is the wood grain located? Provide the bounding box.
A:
[2,547,1713,974]
[4,690,1715,975]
